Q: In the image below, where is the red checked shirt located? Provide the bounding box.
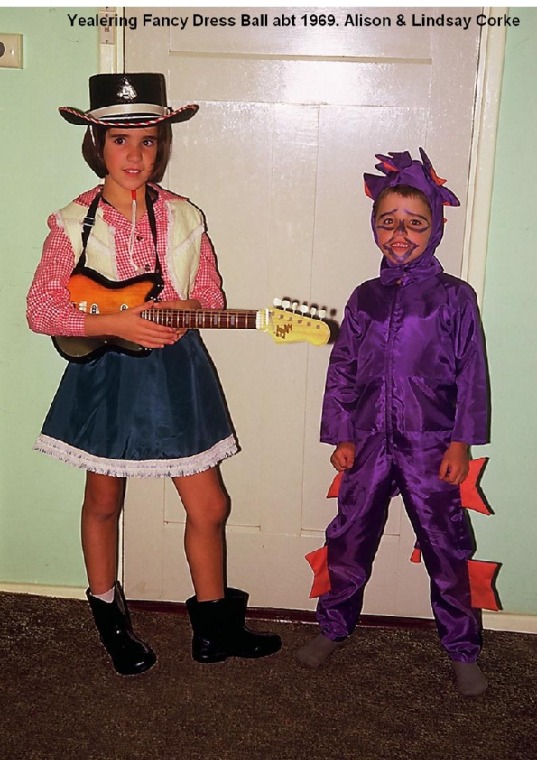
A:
[27,185,225,337]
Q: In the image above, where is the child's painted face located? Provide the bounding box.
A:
[102,126,159,195]
[374,192,432,266]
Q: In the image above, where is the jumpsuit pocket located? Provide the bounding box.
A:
[407,375,457,430]
[352,377,384,432]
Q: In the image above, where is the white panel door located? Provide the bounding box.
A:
[123,7,482,615]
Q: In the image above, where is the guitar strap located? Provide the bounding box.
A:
[74,188,164,294]
[76,191,102,268]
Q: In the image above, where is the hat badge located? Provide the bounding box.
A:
[117,81,137,102]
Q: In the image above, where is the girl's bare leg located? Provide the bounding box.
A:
[81,471,126,594]
[81,471,156,675]
[175,467,281,663]
[172,467,229,601]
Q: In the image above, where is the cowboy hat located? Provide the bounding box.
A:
[59,73,198,127]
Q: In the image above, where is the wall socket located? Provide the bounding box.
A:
[0,34,23,69]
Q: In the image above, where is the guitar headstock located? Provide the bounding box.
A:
[259,299,331,346]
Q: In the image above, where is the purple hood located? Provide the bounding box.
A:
[363,148,460,285]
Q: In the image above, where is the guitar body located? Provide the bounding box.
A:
[67,270,158,313]
[52,268,162,363]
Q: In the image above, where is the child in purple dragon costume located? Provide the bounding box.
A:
[298,149,489,697]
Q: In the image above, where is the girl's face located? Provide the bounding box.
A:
[374,192,432,266]
[102,126,159,196]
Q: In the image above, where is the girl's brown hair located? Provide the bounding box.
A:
[81,122,172,182]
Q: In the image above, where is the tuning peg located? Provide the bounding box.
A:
[310,306,317,318]
[291,301,299,312]
[318,308,326,320]
[282,299,291,310]
[273,298,282,307]
[300,303,309,315]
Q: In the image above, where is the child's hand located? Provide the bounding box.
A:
[439,441,470,485]
[152,299,202,342]
[85,303,181,349]
[330,442,356,472]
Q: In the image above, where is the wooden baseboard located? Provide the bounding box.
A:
[127,599,439,629]
[483,611,537,634]
[2,583,536,634]
[0,582,87,600]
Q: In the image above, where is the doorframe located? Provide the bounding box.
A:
[98,6,124,75]
[460,11,507,305]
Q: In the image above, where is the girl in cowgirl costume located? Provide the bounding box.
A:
[27,73,281,675]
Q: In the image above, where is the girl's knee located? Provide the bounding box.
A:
[185,491,230,527]
[210,492,230,524]
[82,495,122,522]
[196,493,229,526]
[83,473,125,521]
[173,468,230,525]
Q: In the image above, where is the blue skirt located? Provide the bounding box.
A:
[34,331,238,477]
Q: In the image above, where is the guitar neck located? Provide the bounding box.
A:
[141,307,260,331]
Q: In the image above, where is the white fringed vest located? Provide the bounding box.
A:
[57,192,204,299]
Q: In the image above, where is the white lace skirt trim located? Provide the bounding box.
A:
[33,434,238,478]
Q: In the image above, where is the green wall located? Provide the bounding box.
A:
[472,7,537,616]
[0,7,535,619]
[0,8,98,588]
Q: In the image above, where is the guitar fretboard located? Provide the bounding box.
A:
[141,308,259,330]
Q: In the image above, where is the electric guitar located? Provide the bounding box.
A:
[52,271,331,362]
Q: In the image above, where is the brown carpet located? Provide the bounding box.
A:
[1,592,535,760]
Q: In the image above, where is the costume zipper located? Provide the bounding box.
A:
[385,284,401,455]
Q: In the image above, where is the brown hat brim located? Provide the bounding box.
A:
[59,103,199,127]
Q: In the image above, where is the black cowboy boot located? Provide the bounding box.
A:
[86,581,157,675]
[186,587,282,664]
[185,596,229,663]
[225,588,282,658]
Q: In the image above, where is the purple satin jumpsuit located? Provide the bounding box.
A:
[317,261,489,662]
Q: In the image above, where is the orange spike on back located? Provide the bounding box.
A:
[468,559,502,610]
[305,545,331,598]
[326,471,344,498]
[460,458,491,514]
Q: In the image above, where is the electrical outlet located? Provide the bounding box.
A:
[0,33,23,69]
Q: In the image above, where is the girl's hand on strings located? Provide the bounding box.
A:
[85,303,181,349]
[152,299,202,341]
